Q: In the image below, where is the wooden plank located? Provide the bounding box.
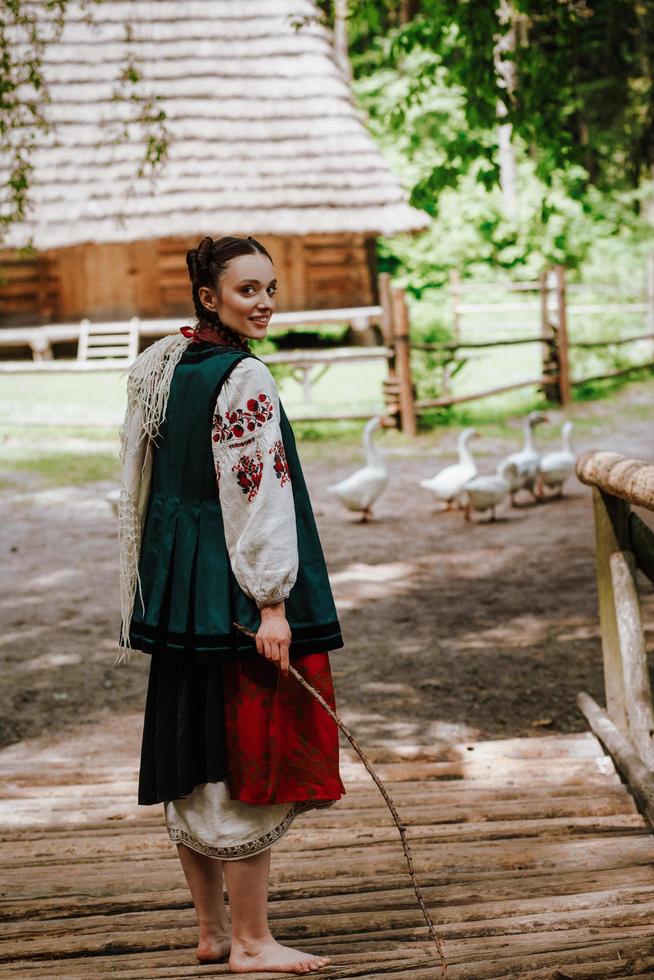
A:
[337,755,619,783]
[0,792,637,836]
[0,814,647,869]
[4,861,654,922]
[4,897,654,964]
[0,755,619,784]
[4,936,654,979]
[4,879,654,949]
[350,732,604,761]
[3,835,653,895]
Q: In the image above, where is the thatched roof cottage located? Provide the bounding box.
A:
[1,0,429,326]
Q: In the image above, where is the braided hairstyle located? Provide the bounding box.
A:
[186,235,273,348]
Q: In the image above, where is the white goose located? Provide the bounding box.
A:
[536,421,576,497]
[106,487,121,516]
[420,427,479,509]
[498,411,548,504]
[327,415,389,521]
[460,459,520,522]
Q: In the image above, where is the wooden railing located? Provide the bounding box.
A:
[576,450,654,827]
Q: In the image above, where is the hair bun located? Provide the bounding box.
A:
[197,236,214,272]
[185,247,199,283]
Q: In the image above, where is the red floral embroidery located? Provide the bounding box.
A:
[269,439,290,487]
[232,450,263,501]
[212,392,273,443]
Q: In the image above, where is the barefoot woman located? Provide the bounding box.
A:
[117,235,345,973]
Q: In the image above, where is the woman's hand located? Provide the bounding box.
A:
[256,600,291,677]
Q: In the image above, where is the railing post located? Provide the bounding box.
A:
[609,550,654,768]
[591,487,630,735]
[390,285,417,437]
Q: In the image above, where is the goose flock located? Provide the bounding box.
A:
[106,411,578,526]
[325,411,577,523]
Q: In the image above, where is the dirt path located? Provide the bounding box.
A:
[1,382,653,752]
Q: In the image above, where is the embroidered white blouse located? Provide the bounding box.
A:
[210,357,299,609]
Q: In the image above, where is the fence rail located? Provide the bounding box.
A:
[575,451,654,828]
[2,264,654,433]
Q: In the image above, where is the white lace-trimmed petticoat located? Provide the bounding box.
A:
[165,782,336,860]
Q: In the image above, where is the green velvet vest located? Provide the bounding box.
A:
[127,343,344,659]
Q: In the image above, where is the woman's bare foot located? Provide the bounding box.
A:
[197,933,231,964]
[229,936,330,974]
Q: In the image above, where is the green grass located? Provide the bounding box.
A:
[0,450,121,486]
[0,371,128,429]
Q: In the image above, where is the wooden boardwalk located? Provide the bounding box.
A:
[2,724,654,979]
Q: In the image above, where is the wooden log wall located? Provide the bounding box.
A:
[0,249,57,326]
[0,234,378,326]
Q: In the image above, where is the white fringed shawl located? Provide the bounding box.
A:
[115,332,192,664]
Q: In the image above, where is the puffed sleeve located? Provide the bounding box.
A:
[211,357,298,609]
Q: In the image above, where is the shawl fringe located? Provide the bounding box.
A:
[115,333,192,665]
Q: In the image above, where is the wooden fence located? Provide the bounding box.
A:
[382,260,654,434]
[575,451,654,828]
[1,263,653,432]
[0,307,392,425]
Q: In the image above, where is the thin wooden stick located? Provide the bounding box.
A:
[233,621,448,977]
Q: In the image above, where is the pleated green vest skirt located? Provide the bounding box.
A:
[125,342,344,660]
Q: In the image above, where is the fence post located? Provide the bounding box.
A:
[450,268,461,344]
[540,265,571,406]
[390,285,417,436]
[554,265,571,406]
[539,269,558,402]
[378,273,400,427]
[646,253,654,358]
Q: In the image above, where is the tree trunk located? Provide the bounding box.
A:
[493,0,521,220]
[333,0,352,81]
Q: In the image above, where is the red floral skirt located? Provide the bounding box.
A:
[221,651,346,805]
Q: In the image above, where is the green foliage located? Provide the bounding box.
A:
[350,22,654,281]
[346,0,654,195]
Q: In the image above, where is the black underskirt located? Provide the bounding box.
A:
[138,652,228,806]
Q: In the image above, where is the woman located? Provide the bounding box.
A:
[117,235,345,974]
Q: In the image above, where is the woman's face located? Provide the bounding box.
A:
[198,252,276,340]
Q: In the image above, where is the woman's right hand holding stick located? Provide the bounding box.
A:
[256,600,291,676]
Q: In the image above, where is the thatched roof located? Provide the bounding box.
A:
[2,0,430,250]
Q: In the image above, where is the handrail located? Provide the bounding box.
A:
[576,450,654,512]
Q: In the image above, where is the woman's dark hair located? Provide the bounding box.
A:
[186,235,273,329]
